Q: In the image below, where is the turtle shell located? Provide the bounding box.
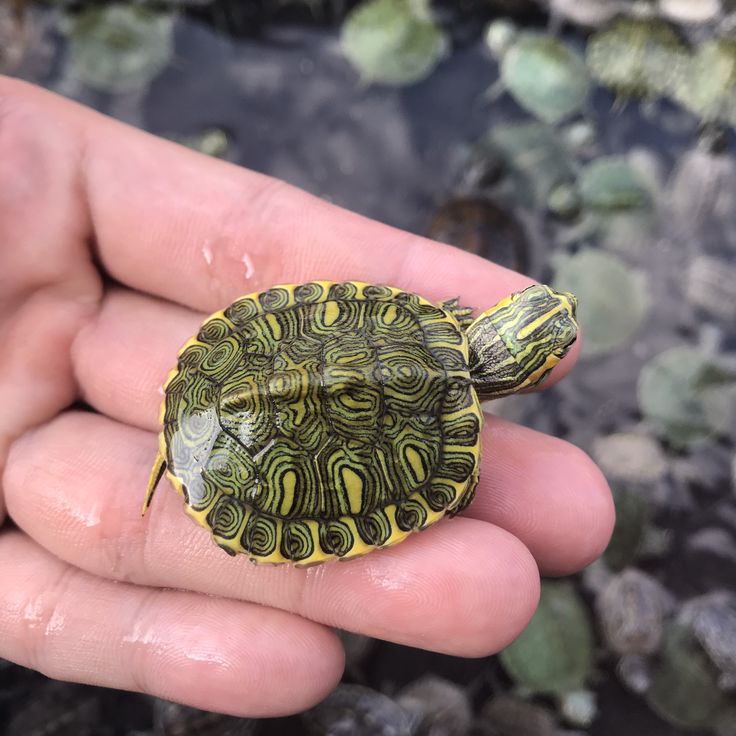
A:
[157,281,482,565]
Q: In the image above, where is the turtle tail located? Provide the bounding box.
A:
[142,452,167,515]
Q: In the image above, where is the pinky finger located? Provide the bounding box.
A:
[0,531,344,717]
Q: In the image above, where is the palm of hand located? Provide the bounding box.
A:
[0,78,613,717]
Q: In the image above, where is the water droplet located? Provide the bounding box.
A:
[202,244,213,266]
[242,252,255,280]
[44,609,66,636]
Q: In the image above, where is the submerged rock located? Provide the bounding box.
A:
[5,680,109,736]
[480,695,558,736]
[686,255,736,321]
[153,700,257,735]
[593,432,668,487]
[304,684,413,736]
[596,568,675,693]
[680,591,736,691]
[427,195,530,273]
[397,676,472,736]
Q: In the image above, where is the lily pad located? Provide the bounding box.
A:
[553,249,649,357]
[648,620,733,730]
[579,157,653,211]
[669,38,736,127]
[64,4,174,94]
[637,346,736,448]
[586,18,689,99]
[340,0,447,86]
[500,32,591,124]
[500,580,594,698]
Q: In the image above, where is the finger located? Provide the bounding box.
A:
[470,416,614,576]
[0,531,343,717]
[73,291,608,575]
[0,79,101,525]
[0,77,580,379]
[6,413,541,658]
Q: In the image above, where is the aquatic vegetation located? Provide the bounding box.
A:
[499,580,596,726]
[340,0,446,85]
[648,611,736,731]
[485,20,592,124]
[669,38,736,126]
[638,346,736,448]
[62,3,175,93]
[578,156,653,210]
[552,249,649,357]
[586,17,690,99]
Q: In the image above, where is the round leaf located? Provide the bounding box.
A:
[340,0,447,86]
[64,4,174,94]
[553,249,649,357]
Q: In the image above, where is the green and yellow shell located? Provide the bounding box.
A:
[145,281,578,566]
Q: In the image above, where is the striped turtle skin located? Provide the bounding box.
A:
[144,281,578,566]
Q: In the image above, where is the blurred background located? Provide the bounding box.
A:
[1,1,736,734]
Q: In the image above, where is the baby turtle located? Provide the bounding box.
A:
[144,281,577,566]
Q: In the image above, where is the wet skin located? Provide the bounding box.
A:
[0,77,614,717]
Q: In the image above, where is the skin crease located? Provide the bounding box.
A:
[0,77,614,717]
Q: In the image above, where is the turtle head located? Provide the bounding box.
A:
[467,284,578,400]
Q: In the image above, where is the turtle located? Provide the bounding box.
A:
[143,281,578,566]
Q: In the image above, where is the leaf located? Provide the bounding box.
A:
[501,34,591,124]
[552,249,649,357]
[500,581,594,696]
[638,346,736,448]
[579,157,653,211]
[64,4,174,94]
[340,0,447,86]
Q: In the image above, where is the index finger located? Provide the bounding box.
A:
[1,77,579,378]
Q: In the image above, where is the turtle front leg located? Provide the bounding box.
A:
[440,297,475,328]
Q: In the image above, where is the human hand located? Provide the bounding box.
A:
[0,77,614,717]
